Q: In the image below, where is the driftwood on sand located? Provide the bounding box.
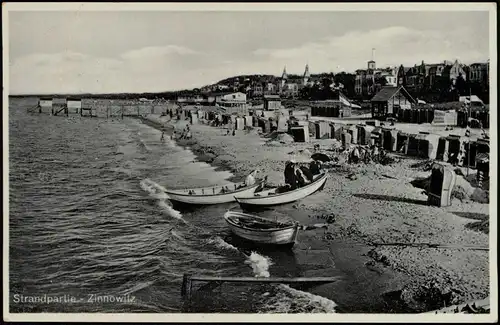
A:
[370,242,489,251]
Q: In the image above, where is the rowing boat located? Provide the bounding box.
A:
[235,172,327,209]
[164,171,265,205]
[224,211,300,246]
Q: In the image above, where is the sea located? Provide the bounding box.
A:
[8,97,403,314]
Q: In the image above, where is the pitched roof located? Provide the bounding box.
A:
[370,86,416,103]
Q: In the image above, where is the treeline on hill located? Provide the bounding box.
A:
[11,71,488,104]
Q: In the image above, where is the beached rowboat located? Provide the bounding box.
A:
[224,211,300,246]
[164,171,264,205]
[235,172,327,209]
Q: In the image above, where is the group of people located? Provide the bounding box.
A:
[282,159,322,191]
[348,145,387,164]
[178,125,192,140]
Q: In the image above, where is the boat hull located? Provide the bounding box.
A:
[235,173,327,209]
[224,212,299,246]
[165,181,263,205]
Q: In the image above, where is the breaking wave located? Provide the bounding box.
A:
[245,252,273,278]
[208,236,239,251]
[262,284,338,313]
[140,178,186,223]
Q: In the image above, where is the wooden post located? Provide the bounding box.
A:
[66,105,69,117]
[107,106,109,119]
[181,274,192,299]
[121,105,124,119]
[137,106,140,117]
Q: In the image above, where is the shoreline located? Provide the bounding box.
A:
[138,115,250,182]
[139,114,490,313]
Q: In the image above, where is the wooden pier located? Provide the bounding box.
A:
[181,274,340,299]
[27,97,177,119]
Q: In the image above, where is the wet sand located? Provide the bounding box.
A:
[142,114,490,313]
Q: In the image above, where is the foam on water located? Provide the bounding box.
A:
[208,236,240,251]
[140,179,186,223]
[262,284,338,313]
[245,252,273,278]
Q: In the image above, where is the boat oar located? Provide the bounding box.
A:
[299,223,330,231]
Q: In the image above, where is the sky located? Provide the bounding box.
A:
[7,9,491,94]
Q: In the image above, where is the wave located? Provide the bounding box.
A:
[245,252,273,278]
[140,178,186,223]
[137,138,152,152]
[207,236,239,251]
[261,284,338,313]
[169,229,187,243]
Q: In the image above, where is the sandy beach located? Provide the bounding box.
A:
[142,113,489,313]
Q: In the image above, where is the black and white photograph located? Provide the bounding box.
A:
[3,2,497,322]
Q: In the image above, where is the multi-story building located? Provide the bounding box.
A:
[264,82,277,95]
[404,62,426,92]
[469,62,489,85]
[277,66,301,98]
[355,60,397,96]
[355,60,377,96]
[252,83,264,97]
[443,59,467,85]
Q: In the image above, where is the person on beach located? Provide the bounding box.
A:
[232,129,236,136]
[245,170,258,186]
[284,160,298,190]
[295,164,310,187]
[309,160,321,176]
[299,164,314,182]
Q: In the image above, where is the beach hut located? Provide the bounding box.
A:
[341,131,352,148]
[371,127,383,147]
[357,124,375,145]
[408,132,439,159]
[435,137,446,162]
[314,121,330,139]
[444,135,464,165]
[465,138,490,168]
[424,133,440,159]
[290,125,310,143]
[406,133,420,156]
[476,153,489,188]
[244,115,253,127]
[346,125,358,144]
[235,117,245,130]
[329,123,344,141]
[396,132,409,154]
[427,163,456,207]
[190,112,199,125]
[381,128,398,152]
[277,115,288,132]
